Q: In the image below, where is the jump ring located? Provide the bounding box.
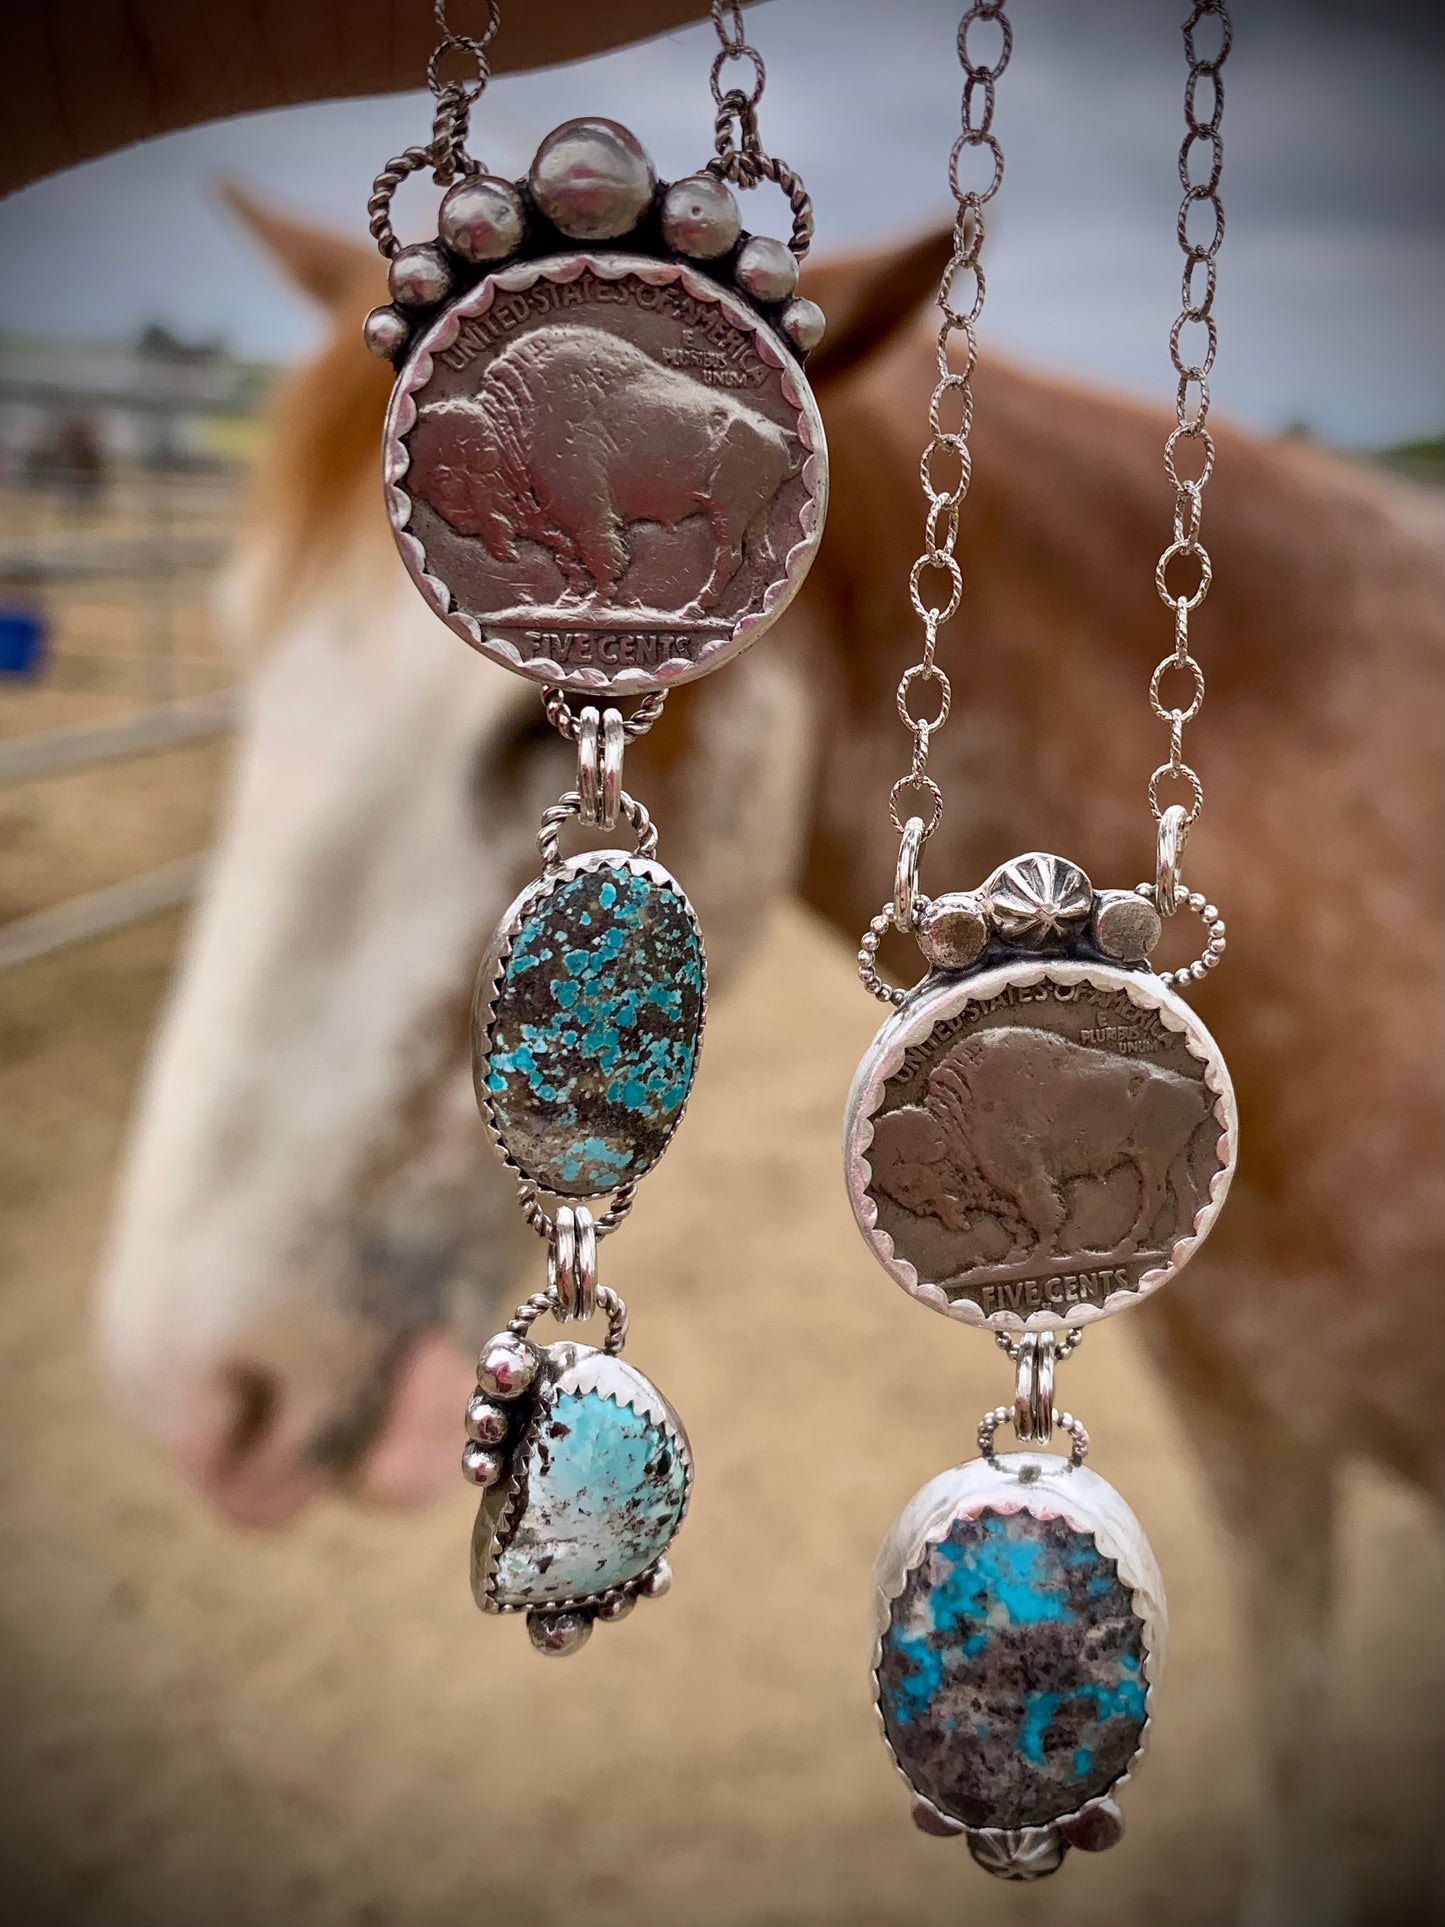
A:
[549,1205,598,1323]
[893,816,926,930]
[1154,802,1190,916]
[1012,1334,1056,1445]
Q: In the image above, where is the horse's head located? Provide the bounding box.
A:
[97,185,950,1525]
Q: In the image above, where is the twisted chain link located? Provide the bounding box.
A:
[706,0,814,257]
[885,1,1011,845]
[507,1283,629,1355]
[542,689,667,742]
[1148,2,1231,832]
[516,1180,640,1248]
[368,0,497,255]
[425,0,500,182]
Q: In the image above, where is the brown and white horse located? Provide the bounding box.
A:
[98,194,1442,1923]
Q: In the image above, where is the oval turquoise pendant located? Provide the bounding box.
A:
[473,852,706,1196]
[872,1452,1164,1878]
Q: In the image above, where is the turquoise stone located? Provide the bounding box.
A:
[484,862,704,1196]
[877,1509,1148,1829]
[494,1384,689,1606]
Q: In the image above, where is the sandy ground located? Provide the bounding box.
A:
[0,832,1442,1926]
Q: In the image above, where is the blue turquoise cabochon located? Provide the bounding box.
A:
[485,1346,692,1609]
[873,1454,1164,1834]
[476,855,705,1198]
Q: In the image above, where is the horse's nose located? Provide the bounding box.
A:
[174,1365,330,1526]
[171,1329,474,1526]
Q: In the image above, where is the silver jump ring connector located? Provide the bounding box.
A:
[1012,1333,1055,1444]
[576,707,625,831]
[549,1204,598,1323]
[1155,802,1189,917]
[892,815,926,930]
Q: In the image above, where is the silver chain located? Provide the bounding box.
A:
[1148,2,1231,833]
[885,1,1011,843]
[426,0,500,183]
[863,2,1232,998]
[707,0,814,258]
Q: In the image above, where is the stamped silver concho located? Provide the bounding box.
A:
[375,119,828,694]
[468,1334,691,1656]
[845,854,1236,1331]
[472,849,706,1200]
[873,1451,1165,1877]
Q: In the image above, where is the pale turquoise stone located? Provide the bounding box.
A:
[494,1386,688,1606]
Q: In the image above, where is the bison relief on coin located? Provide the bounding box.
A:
[845,954,1236,1331]
[376,120,827,694]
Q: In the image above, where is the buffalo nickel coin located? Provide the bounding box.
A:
[383,252,828,694]
[844,959,1237,1330]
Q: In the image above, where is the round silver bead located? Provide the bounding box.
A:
[388,243,452,309]
[438,174,527,264]
[526,1608,593,1657]
[1095,889,1163,963]
[595,1590,637,1623]
[660,173,740,260]
[639,1558,672,1600]
[461,1441,506,1488]
[362,305,410,360]
[475,1334,539,1401]
[529,118,655,242]
[734,235,798,305]
[464,1394,511,1446]
[917,892,989,972]
[779,297,826,355]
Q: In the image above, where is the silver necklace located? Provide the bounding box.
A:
[364,0,828,1656]
[845,0,1235,1876]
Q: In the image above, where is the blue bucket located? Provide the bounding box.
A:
[0,607,47,677]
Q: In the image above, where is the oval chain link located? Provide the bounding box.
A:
[884,0,1011,852]
[706,0,814,256]
[1148,2,1231,832]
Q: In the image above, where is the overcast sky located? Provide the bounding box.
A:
[0,0,1440,446]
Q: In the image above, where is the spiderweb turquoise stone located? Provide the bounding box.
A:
[494,1386,689,1605]
[485,863,704,1196]
[877,1508,1148,1828]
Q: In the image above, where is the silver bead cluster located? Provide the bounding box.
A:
[859,844,1232,1001]
[1133,882,1226,987]
[460,1331,540,1489]
[365,116,826,366]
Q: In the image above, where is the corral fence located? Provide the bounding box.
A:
[0,338,266,969]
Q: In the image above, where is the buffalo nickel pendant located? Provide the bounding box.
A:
[873,1450,1164,1876]
[376,119,828,694]
[845,854,1236,1331]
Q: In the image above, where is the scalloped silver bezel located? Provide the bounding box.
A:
[470,848,708,1200]
[870,1451,1166,1845]
[470,1343,694,1615]
[843,956,1237,1333]
[382,250,828,694]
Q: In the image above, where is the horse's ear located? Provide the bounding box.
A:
[799,223,954,389]
[220,179,383,312]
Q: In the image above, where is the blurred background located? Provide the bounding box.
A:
[0,2,1440,1923]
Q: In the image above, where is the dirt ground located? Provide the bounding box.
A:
[0,492,1441,1924]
